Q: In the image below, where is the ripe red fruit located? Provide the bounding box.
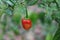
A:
[22,18,32,30]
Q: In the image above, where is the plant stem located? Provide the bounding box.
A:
[25,0,28,19]
[26,6,28,18]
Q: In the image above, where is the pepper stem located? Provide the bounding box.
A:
[26,7,28,18]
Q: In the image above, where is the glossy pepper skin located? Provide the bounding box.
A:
[22,18,32,30]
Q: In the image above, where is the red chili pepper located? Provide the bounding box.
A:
[22,18,32,30]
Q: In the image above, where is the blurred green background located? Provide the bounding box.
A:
[0,0,60,40]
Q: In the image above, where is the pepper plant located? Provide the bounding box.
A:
[0,0,60,40]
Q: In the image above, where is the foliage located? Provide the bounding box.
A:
[0,0,60,40]
[38,0,60,40]
[45,33,53,40]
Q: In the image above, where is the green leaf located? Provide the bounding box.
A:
[10,0,17,4]
[56,0,60,7]
[12,13,21,24]
[45,14,52,24]
[38,12,45,23]
[0,9,5,16]
[0,34,3,40]
[2,0,14,6]
[0,1,7,16]
[47,0,53,2]
[12,3,26,24]
[26,0,38,6]
[13,27,20,35]
[29,13,38,24]
[45,33,53,40]
[53,15,60,40]
[12,25,20,35]
[10,23,20,35]
[50,3,57,11]
[45,15,52,24]
[44,7,52,24]
[55,11,60,18]
[52,11,60,23]
[0,1,7,9]
[38,4,45,8]
[0,14,7,26]
[42,0,53,3]
[53,26,60,40]
[5,8,12,16]
[41,0,47,3]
